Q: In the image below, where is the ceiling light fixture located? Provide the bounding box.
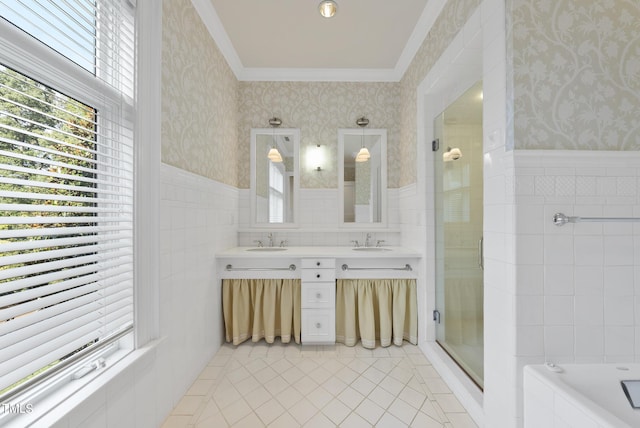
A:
[355,116,370,163]
[318,0,337,18]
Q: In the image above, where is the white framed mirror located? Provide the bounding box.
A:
[250,128,300,227]
[338,128,387,226]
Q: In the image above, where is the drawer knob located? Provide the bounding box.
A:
[316,292,322,299]
[315,322,322,329]
[316,261,321,266]
[316,274,321,278]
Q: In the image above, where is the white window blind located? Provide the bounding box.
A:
[0,0,135,400]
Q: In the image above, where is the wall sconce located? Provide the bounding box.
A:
[268,117,283,162]
[308,144,324,171]
[355,116,370,162]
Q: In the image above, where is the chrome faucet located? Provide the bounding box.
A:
[267,233,274,247]
[364,233,372,247]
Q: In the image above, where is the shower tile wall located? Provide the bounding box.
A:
[513,151,640,367]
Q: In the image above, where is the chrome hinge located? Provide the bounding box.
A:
[432,139,439,152]
[433,309,441,324]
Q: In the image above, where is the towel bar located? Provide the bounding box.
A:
[225,264,297,271]
[341,263,412,271]
[553,212,640,226]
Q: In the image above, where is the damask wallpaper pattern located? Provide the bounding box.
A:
[161,0,239,186]
[238,82,400,189]
[399,0,482,188]
[511,0,640,150]
[160,0,637,189]
[398,0,639,186]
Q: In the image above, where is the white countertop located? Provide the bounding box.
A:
[216,246,421,259]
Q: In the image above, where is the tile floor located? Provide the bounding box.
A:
[162,341,478,428]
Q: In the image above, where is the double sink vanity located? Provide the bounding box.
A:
[216,245,420,345]
[226,123,419,347]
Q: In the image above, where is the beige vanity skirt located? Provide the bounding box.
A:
[336,279,417,349]
[222,278,301,345]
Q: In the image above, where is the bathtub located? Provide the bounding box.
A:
[524,363,640,428]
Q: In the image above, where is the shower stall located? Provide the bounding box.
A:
[433,81,484,388]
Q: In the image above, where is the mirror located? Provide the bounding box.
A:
[338,128,387,225]
[250,128,300,226]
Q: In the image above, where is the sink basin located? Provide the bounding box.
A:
[246,247,288,252]
[352,247,392,252]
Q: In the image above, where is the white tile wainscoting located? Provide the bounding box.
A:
[158,163,240,420]
[237,188,403,247]
[509,150,640,427]
[512,150,640,364]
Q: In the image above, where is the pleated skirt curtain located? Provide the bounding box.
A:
[222,279,301,345]
[336,279,418,349]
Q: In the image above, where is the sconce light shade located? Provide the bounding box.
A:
[318,0,337,18]
[307,144,324,171]
[268,147,283,162]
[355,147,370,162]
[442,147,462,162]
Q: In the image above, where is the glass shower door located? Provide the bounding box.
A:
[433,82,484,388]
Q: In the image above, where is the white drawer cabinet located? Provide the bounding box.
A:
[301,258,336,344]
[301,309,335,342]
[301,282,335,308]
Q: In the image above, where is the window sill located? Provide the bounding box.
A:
[2,338,163,428]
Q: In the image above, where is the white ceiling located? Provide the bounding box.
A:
[203,0,437,81]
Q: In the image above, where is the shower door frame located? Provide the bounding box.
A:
[432,89,485,389]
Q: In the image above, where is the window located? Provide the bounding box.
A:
[0,0,135,421]
[0,1,96,73]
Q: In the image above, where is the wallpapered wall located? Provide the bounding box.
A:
[161,0,239,187]
[510,0,640,150]
[399,0,482,188]
[160,0,474,189]
[237,82,400,189]
[161,0,638,188]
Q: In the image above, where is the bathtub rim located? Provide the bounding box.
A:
[524,363,639,428]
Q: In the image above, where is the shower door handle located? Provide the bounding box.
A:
[478,237,484,270]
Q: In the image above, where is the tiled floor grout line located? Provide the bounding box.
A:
[162,341,478,428]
